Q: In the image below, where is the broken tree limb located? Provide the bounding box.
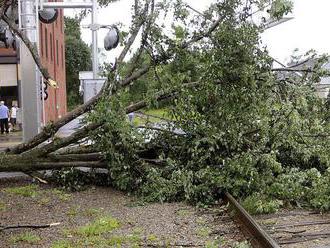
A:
[29,82,198,157]
[24,171,49,184]
[0,157,107,172]
[24,122,103,158]
[0,82,198,172]
[54,145,99,155]
[6,11,223,155]
[47,153,104,162]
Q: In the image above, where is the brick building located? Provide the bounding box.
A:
[39,8,67,122]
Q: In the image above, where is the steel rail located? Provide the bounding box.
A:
[224,192,280,248]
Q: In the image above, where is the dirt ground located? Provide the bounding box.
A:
[0,178,248,248]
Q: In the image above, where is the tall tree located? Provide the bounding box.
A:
[65,17,92,110]
[0,0,329,211]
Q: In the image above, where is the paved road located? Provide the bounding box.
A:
[56,116,84,138]
[0,117,84,179]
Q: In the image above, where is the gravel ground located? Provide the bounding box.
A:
[0,178,248,247]
[256,209,330,247]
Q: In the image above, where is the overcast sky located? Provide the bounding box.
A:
[65,0,330,65]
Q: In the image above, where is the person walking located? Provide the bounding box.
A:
[0,101,9,134]
[10,103,17,131]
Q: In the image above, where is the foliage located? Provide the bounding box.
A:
[4,185,39,197]
[51,168,111,191]
[64,17,92,110]
[85,0,330,213]
[0,201,6,211]
[76,216,120,237]
[242,194,283,215]
[10,232,41,245]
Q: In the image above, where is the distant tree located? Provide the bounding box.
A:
[65,17,92,110]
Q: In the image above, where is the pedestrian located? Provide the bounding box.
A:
[0,101,9,134]
[128,112,135,125]
[10,103,17,131]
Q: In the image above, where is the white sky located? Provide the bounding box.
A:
[65,0,330,65]
[262,0,330,64]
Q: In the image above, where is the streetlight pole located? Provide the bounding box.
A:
[42,0,99,79]
[91,0,99,79]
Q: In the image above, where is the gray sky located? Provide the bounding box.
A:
[66,0,330,65]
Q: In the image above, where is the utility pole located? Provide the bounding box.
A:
[18,0,42,141]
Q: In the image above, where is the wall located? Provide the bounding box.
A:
[39,7,67,123]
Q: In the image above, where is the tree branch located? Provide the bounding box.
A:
[272,68,316,73]
[6,8,225,156]
[0,223,61,232]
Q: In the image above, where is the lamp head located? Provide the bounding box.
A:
[39,8,58,24]
[104,26,120,51]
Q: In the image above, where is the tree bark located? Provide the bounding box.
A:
[0,154,106,172]
[47,153,103,162]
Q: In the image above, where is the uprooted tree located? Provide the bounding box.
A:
[1,0,330,212]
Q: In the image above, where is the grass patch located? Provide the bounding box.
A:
[205,240,223,248]
[53,234,140,247]
[54,218,148,247]
[147,234,159,242]
[52,189,71,201]
[176,209,191,217]
[39,197,51,205]
[67,206,80,218]
[10,232,41,244]
[4,185,39,197]
[196,216,206,225]
[76,215,120,237]
[234,241,252,248]
[196,226,210,237]
[83,208,103,217]
[0,202,6,211]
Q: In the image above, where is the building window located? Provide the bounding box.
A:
[56,40,59,66]
[45,28,48,59]
[50,33,53,61]
[61,44,64,68]
[40,24,43,56]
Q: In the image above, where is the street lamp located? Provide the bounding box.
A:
[38,8,58,24]
[104,26,120,51]
[88,24,120,51]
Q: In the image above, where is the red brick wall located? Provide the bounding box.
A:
[39,7,67,123]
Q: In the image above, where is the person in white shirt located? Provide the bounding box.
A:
[10,104,17,130]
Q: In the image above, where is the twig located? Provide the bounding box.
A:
[274,220,330,229]
[24,171,49,184]
[0,222,61,232]
[272,68,316,73]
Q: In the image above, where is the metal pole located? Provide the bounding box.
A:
[42,2,93,9]
[20,0,41,141]
[35,0,42,131]
[92,0,98,79]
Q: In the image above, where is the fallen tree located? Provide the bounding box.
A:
[0,0,330,213]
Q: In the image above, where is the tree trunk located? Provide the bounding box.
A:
[0,154,106,172]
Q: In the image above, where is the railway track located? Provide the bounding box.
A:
[224,192,330,248]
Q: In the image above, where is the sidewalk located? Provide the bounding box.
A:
[0,131,23,151]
